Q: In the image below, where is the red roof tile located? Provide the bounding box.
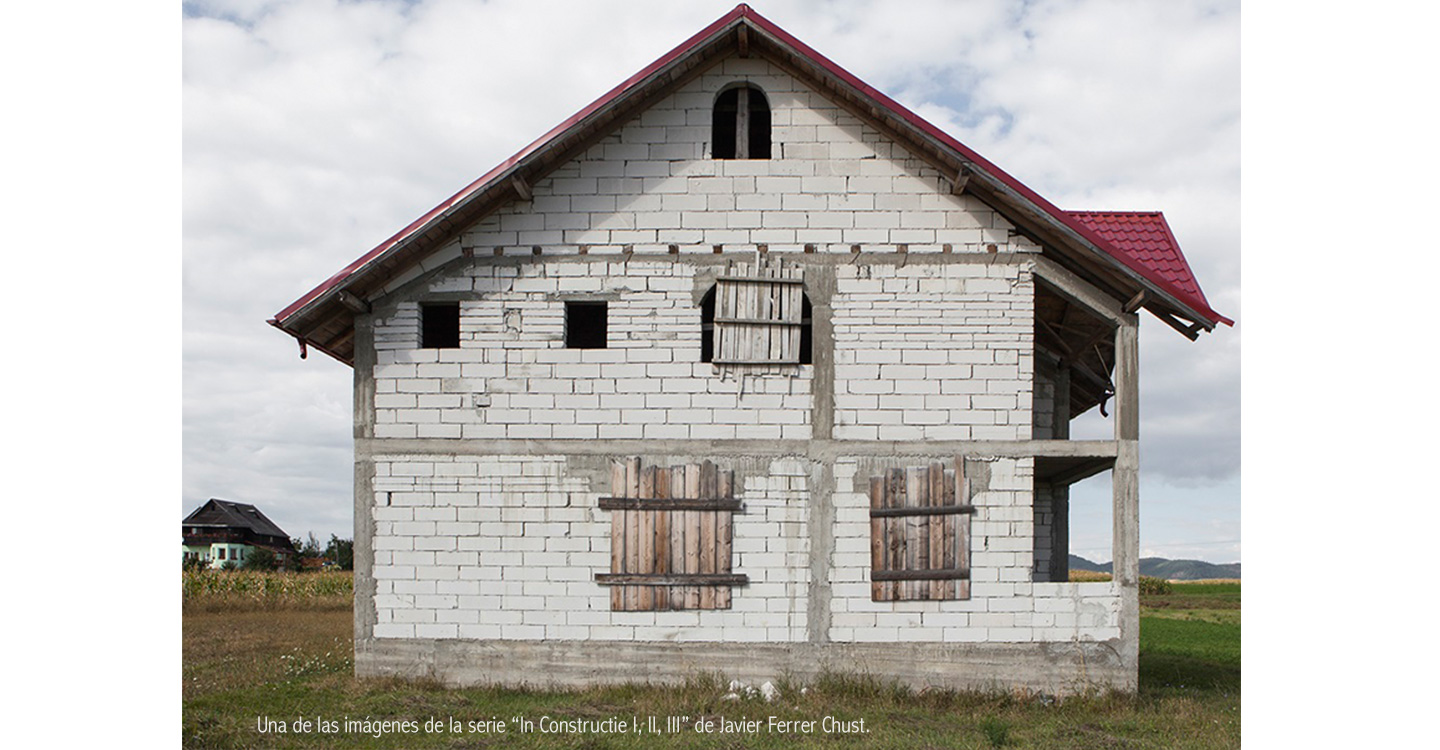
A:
[1066,212,1225,322]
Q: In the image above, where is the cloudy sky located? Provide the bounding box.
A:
[180,0,1241,563]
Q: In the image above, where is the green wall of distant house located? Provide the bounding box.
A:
[183,543,255,568]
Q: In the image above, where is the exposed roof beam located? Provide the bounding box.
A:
[1153,308,1202,341]
[510,175,532,201]
[337,290,370,314]
[951,164,970,195]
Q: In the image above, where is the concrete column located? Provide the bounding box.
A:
[808,263,836,440]
[1111,319,1139,682]
[805,263,836,644]
[1113,320,1139,443]
[353,312,377,645]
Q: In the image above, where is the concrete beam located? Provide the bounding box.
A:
[356,437,1121,461]
[1032,256,1130,326]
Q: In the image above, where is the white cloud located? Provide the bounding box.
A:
[183,0,1239,557]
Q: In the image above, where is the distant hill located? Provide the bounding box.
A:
[1068,555,1240,580]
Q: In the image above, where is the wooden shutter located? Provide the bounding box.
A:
[596,458,747,611]
[713,257,803,365]
[868,458,974,601]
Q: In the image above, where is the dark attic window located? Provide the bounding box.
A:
[712,84,771,160]
[420,302,460,348]
[565,301,608,349]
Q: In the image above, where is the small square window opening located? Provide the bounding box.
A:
[566,301,608,349]
[421,302,460,348]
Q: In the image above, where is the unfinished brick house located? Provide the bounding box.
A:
[270,5,1230,694]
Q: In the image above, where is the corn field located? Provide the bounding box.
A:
[183,569,353,611]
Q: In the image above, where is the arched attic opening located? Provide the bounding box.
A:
[711,83,771,160]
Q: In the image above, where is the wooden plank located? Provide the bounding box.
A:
[716,470,732,575]
[770,281,781,361]
[742,279,754,363]
[712,317,804,326]
[715,275,806,285]
[638,465,655,611]
[610,460,624,610]
[699,461,716,609]
[942,469,956,600]
[886,468,904,602]
[718,466,733,609]
[685,463,701,609]
[595,573,749,586]
[669,466,686,610]
[735,86,749,159]
[598,497,743,511]
[928,462,945,600]
[625,458,640,611]
[867,505,977,517]
[654,468,670,579]
[871,569,970,582]
[869,475,885,602]
[790,273,801,360]
[905,466,924,600]
[957,458,971,600]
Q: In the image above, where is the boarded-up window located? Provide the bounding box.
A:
[869,459,974,601]
[596,458,746,611]
[712,257,804,365]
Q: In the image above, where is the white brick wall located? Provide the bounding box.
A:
[372,255,1033,438]
[832,263,1034,441]
[371,455,810,642]
[827,458,1119,644]
[456,57,1039,255]
[370,454,1119,645]
[372,260,813,440]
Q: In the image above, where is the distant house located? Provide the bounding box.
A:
[182,499,296,568]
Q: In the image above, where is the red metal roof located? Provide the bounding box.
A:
[272,3,1229,335]
[1067,211,1229,324]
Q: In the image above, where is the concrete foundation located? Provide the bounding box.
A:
[357,637,1133,695]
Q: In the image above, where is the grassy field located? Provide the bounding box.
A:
[183,572,1239,748]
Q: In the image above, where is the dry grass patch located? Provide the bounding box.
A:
[183,609,352,701]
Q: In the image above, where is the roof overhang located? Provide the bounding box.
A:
[270,3,1230,365]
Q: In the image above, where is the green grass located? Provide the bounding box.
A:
[183,580,1240,749]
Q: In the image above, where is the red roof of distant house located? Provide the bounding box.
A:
[272,3,1230,339]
